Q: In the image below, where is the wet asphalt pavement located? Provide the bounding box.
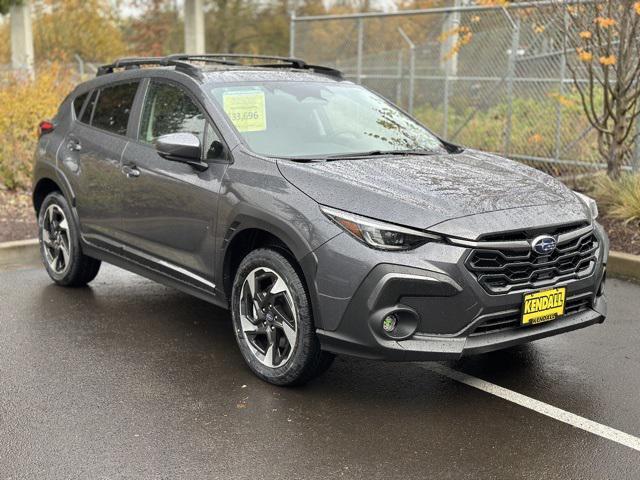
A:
[1,263,639,479]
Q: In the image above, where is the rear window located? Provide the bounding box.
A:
[73,92,89,118]
[91,82,139,136]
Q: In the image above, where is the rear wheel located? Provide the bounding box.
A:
[38,192,101,287]
[231,248,334,386]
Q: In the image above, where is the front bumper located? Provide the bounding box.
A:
[309,223,608,361]
[317,296,606,361]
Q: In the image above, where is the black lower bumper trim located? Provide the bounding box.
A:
[317,304,605,361]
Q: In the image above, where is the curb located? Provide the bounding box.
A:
[608,251,640,283]
[0,239,638,283]
[0,238,41,269]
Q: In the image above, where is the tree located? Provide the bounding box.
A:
[123,0,182,56]
[559,0,640,179]
[0,0,24,15]
[1,0,126,63]
[203,0,298,55]
[32,0,126,62]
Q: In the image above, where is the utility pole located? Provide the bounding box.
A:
[10,0,34,78]
[184,0,205,54]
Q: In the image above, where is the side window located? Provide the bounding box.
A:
[91,82,139,136]
[73,92,89,119]
[139,81,206,147]
[80,90,98,124]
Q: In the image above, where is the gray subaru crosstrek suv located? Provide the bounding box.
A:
[32,54,608,386]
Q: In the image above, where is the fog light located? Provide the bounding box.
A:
[382,314,398,333]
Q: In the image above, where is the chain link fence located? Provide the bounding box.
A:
[0,57,99,84]
[291,1,640,179]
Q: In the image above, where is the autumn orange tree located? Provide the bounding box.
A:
[0,0,126,63]
[123,0,182,56]
[559,0,640,178]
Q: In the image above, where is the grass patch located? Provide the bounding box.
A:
[591,174,640,225]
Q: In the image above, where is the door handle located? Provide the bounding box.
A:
[122,165,140,178]
[67,139,82,151]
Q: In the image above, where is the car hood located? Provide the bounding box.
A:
[277,150,589,239]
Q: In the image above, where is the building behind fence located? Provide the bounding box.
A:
[291,1,640,179]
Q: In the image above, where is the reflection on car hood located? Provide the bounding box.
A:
[277,150,588,237]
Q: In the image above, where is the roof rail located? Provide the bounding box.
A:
[97,54,343,79]
[167,53,308,69]
[97,57,203,79]
[164,54,241,66]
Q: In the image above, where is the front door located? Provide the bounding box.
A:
[119,79,228,292]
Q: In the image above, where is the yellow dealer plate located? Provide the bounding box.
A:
[521,287,566,326]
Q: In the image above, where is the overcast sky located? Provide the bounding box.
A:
[113,0,399,18]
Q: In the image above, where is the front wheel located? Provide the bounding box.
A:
[231,248,334,386]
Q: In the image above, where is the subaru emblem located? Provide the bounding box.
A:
[531,235,557,255]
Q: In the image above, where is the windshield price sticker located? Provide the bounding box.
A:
[223,91,267,132]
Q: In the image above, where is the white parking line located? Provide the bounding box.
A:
[422,363,640,453]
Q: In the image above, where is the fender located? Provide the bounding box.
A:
[216,204,341,329]
[32,163,83,240]
[225,208,317,261]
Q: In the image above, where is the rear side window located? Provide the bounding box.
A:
[73,92,89,118]
[91,82,139,136]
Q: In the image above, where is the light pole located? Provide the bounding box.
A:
[184,0,205,54]
[9,0,34,78]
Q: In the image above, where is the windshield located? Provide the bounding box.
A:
[207,81,448,158]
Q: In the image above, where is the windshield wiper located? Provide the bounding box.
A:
[323,149,438,161]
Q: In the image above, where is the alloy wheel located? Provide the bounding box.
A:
[42,204,71,275]
[239,267,298,368]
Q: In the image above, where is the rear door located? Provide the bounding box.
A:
[119,78,229,291]
[62,81,140,252]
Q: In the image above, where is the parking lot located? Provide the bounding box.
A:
[1,262,639,479]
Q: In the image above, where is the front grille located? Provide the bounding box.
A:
[478,222,589,243]
[470,295,592,336]
[466,228,598,294]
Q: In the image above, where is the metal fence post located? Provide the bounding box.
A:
[408,45,415,114]
[74,54,85,78]
[356,18,364,84]
[443,63,450,138]
[289,11,296,57]
[554,10,569,162]
[504,16,520,155]
[442,4,460,139]
[398,28,415,114]
[396,50,403,106]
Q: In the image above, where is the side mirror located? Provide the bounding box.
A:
[155,133,208,172]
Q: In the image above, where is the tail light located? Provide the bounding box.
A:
[38,120,55,137]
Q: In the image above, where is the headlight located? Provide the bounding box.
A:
[574,192,599,220]
[320,206,440,250]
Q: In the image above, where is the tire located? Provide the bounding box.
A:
[38,192,101,287]
[231,248,335,386]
